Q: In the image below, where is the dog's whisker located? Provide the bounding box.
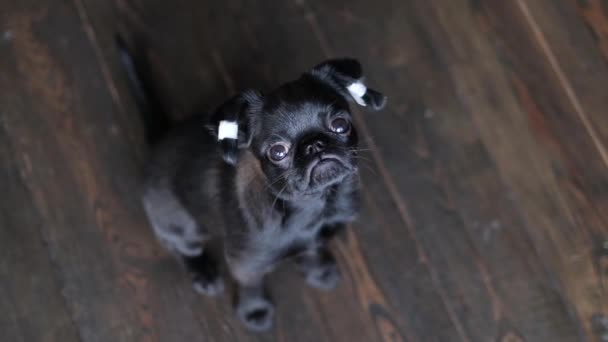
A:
[351,155,374,164]
[352,158,379,177]
[350,154,372,160]
[270,183,289,213]
[265,169,292,190]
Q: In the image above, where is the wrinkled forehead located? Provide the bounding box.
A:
[256,78,350,137]
[261,102,334,136]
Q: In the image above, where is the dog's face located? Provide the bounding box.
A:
[210,59,386,198]
[252,77,360,197]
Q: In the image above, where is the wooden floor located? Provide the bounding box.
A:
[2,0,608,341]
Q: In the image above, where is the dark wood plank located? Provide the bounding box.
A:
[0,1,234,341]
[575,0,608,62]
[521,0,608,149]
[0,130,82,341]
[411,0,608,340]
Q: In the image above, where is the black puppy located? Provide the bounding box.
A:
[120,41,386,331]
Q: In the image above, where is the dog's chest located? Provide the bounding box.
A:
[263,201,326,260]
[280,201,326,237]
[275,193,350,246]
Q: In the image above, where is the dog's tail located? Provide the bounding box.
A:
[116,35,171,144]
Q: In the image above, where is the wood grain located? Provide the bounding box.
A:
[0,123,82,342]
[300,0,585,340]
[1,0,606,341]
[415,0,608,340]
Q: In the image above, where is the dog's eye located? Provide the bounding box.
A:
[329,117,350,134]
[268,143,289,161]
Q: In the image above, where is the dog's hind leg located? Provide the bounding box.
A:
[142,185,224,296]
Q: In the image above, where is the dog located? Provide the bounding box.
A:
[118,38,386,332]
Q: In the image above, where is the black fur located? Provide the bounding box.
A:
[119,39,386,332]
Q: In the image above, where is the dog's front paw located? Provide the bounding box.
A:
[236,295,275,332]
[184,251,224,296]
[306,262,340,290]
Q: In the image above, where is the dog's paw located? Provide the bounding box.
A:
[192,273,224,296]
[236,296,275,332]
[306,262,340,290]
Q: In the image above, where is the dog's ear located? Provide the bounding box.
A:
[310,58,387,110]
[207,90,263,165]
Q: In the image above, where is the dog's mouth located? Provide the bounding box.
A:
[307,154,353,188]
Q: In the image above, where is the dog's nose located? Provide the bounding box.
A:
[304,140,325,156]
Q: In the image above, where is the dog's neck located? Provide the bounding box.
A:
[273,185,335,210]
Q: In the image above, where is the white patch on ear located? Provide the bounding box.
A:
[347,81,367,106]
[218,120,239,140]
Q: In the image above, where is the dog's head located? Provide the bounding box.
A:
[208,59,386,197]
